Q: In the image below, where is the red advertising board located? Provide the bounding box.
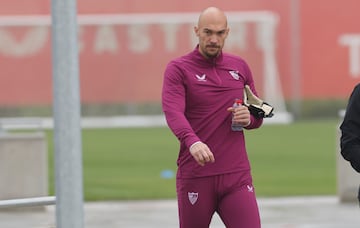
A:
[301,0,360,98]
[0,0,358,106]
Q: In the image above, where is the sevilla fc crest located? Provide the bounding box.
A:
[229,70,240,80]
[188,192,199,205]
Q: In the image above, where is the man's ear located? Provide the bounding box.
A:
[194,26,199,37]
[225,28,230,38]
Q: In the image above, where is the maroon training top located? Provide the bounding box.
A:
[162,46,263,178]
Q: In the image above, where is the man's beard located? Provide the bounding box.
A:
[204,45,220,58]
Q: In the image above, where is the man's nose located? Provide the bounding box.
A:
[209,34,218,43]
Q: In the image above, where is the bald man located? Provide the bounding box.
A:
[162,7,262,228]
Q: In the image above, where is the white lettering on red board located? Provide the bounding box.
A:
[339,34,360,78]
[0,27,48,57]
[0,24,252,57]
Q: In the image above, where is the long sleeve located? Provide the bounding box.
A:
[243,61,263,130]
[162,62,200,149]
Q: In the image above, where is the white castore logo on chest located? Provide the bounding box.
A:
[196,74,207,82]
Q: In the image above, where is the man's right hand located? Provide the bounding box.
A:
[189,142,215,166]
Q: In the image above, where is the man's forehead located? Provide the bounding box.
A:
[200,26,228,32]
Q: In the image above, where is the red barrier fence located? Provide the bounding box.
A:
[0,0,359,106]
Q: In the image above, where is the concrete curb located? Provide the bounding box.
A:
[0,196,359,228]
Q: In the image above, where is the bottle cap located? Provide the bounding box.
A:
[234,99,243,104]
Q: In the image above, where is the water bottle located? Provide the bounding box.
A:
[231,99,243,131]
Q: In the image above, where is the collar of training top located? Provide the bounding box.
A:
[193,45,224,66]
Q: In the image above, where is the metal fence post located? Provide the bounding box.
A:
[51,0,84,227]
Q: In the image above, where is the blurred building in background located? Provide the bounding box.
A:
[0,0,359,119]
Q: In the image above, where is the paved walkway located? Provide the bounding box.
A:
[0,196,359,228]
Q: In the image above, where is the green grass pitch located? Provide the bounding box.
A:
[46,119,340,201]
